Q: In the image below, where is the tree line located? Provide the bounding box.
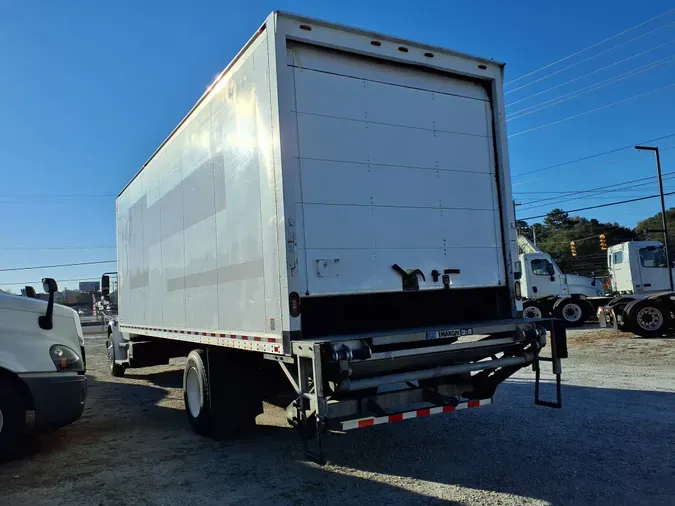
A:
[517,207,675,277]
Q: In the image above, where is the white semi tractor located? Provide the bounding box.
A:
[518,236,603,326]
[598,240,675,337]
[102,11,567,461]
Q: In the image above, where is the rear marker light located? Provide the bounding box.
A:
[424,52,434,58]
[398,46,409,53]
[370,41,382,47]
[299,24,312,31]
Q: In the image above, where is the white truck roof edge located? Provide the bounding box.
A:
[117,14,274,198]
[274,11,505,68]
[119,11,506,200]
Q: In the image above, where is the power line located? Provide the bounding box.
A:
[506,56,673,120]
[0,246,115,251]
[505,21,675,94]
[509,82,675,138]
[512,133,675,178]
[506,39,675,108]
[0,260,116,272]
[519,191,675,221]
[504,7,675,86]
[516,172,675,209]
[0,277,101,287]
[0,193,115,197]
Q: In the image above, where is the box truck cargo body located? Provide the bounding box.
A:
[106,12,566,461]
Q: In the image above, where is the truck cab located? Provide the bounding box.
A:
[0,279,87,460]
[520,252,602,299]
[608,241,673,294]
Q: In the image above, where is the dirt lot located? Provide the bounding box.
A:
[1,328,674,505]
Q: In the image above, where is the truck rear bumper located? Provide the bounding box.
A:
[19,372,87,430]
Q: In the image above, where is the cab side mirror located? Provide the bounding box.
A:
[24,286,36,298]
[42,278,58,294]
[546,264,555,276]
[591,271,597,286]
[39,277,58,330]
[101,275,110,297]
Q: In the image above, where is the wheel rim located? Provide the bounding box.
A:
[636,306,663,331]
[186,367,202,418]
[563,303,582,323]
[106,340,114,370]
[523,306,542,319]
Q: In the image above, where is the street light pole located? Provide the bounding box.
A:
[635,145,673,291]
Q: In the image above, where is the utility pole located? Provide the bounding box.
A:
[635,145,673,291]
[533,226,537,246]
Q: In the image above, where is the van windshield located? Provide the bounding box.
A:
[639,247,667,268]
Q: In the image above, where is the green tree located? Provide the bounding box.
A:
[635,207,675,241]
[543,208,573,231]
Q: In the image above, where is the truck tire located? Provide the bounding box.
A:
[183,349,214,436]
[624,300,667,338]
[522,301,543,319]
[106,337,126,377]
[555,299,585,327]
[0,380,25,461]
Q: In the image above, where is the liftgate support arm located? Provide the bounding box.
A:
[535,319,568,408]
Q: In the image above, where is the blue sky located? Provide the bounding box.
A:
[1,0,674,292]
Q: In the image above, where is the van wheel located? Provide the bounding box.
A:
[625,300,667,338]
[555,300,585,327]
[522,302,543,319]
[0,381,25,461]
[106,338,126,377]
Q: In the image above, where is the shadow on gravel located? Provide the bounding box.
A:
[325,380,675,505]
[4,368,674,505]
[125,370,184,388]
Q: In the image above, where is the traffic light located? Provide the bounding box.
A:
[600,234,607,250]
[570,241,577,257]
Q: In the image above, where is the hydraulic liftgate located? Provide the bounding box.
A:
[267,319,568,463]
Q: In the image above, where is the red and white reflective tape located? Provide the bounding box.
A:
[118,324,282,353]
[340,398,492,431]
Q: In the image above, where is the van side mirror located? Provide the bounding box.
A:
[24,286,36,298]
[39,278,58,330]
[101,275,110,297]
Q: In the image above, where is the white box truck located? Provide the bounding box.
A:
[103,11,567,461]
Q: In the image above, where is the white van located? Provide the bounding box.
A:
[0,279,87,459]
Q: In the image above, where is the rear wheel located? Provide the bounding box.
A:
[625,300,667,338]
[184,350,213,436]
[183,348,262,438]
[0,380,25,461]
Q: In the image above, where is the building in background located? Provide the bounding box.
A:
[79,281,100,293]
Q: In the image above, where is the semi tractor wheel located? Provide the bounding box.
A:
[522,301,543,319]
[624,300,667,338]
[555,300,585,327]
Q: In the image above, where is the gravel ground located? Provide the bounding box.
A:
[1,328,674,505]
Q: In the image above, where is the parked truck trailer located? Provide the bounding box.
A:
[104,11,567,461]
